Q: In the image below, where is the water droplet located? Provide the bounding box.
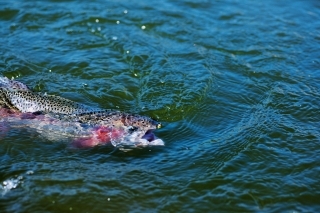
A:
[141,25,146,30]
[10,23,17,28]
[112,36,118,40]
[126,50,129,54]
[108,198,110,201]
[123,10,128,14]
[95,19,99,23]
[97,27,101,31]
[116,21,120,24]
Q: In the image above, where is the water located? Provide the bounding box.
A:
[1,0,320,212]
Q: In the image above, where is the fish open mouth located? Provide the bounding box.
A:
[141,130,157,142]
[119,129,164,147]
[141,129,164,146]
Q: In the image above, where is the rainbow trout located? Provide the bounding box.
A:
[0,76,164,148]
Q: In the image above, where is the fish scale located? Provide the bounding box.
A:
[2,88,98,114]
[0,77,161,131]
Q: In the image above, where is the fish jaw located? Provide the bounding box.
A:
[118,129,165,147]
[136,138,165,146]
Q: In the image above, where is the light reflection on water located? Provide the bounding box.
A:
[1,0,320,212]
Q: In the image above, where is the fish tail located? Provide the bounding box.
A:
[0,76,30,90]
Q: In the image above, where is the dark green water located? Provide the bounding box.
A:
[1,0,320,212]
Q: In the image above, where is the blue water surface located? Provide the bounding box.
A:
[1,0,320,212]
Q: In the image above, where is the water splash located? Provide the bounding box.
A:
[1,176,23,196]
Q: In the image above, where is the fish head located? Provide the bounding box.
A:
[121,113,162,131]
[112,114,164,147]
[121,128,165,147]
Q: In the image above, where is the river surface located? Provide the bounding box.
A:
[1,0,320,212]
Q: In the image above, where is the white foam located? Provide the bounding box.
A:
[1,176,22,196]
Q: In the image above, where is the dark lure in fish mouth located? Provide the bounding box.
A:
[142,130,157,142]
[119,126,164,147]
